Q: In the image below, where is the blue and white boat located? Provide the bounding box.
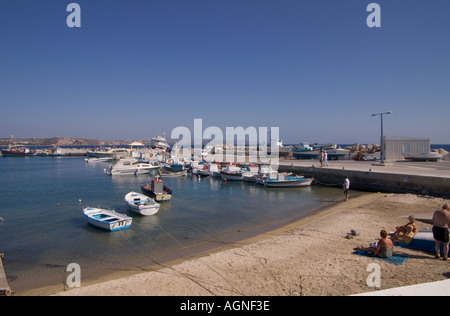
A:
[292,143,320,159]
[264,175,313,187]
[82,207,133,231]
[293,142,349,160]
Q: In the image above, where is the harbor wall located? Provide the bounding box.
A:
[278,164,450,198]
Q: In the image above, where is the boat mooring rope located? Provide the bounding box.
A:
[312,178,341,187]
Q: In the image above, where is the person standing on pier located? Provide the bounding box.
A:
[323,151,328,167]
[343,177,350,201]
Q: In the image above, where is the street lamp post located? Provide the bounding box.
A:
[371,111,392,164]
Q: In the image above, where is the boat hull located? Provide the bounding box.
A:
[220,171,243,181]
[404,153,442,162]
[264,177,313,187]
[1,150,27,157]
[107,161,158,176]
[293,150,320,159]
[125,192,160,215]
[83,207,132,231]
[140,184,172,202]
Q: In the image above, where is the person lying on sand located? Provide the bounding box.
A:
[354,229,394,258]
[390,215,418,245]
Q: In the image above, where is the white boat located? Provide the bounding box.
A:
[194,163,221,177]
[82,207,132,231]
[107,158,158,175]
[151,133,170,151]
[159,170,188,178]
[220,164,243,181]
[87,147,130,159]
[46,146,64,157]
[244,165,277,183]
[326,148,350,160]
[264,174,313,187]
[241,164,259,179]
[404,152,442,162]
[84,157,111,163]
[124,192,160,215]
[194,164,212,176]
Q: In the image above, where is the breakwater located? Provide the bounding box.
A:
[278,161,450,198]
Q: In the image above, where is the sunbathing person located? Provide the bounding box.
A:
[390,215,418,245]
[354,229,394,258]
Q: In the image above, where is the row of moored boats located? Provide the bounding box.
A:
[193,163,314,187]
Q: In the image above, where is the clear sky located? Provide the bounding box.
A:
[1,0,449,144]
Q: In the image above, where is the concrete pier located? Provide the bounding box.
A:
[278,159,450,198]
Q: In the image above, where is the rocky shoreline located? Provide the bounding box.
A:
[0,137,127,147]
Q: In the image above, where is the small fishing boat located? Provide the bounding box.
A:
[194,163,221,177]
[84,157,111,163]
[292,142,320,160]
[82,207,133,231]
[141,179,172,202]
[241,164,259,179]
[158,170,188,178]
[124,191,160,215]
[1,135,34,157]
[220,164,243,181]
[194,164,212,176]
[48,147,64,157]
[264,175,313,187]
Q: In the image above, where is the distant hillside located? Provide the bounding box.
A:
[0,137,127,147]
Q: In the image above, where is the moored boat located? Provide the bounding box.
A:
[107,158,158,175]
[194,162,221,177]
[159,170,188,178]
[151,133,170,151]
[141,179,172,202]
[264,175,313,187]
[85,157,112,163]
[87,147,129,159]
[124,191,160,215]
[82,207,133,231]
[1,134,34,157]
[220,164,243,181]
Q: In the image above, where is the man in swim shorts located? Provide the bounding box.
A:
[432,204,450,261]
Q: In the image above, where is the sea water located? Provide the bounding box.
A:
[0,156,345,293]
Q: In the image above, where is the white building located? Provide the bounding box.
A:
[383,136,431,160]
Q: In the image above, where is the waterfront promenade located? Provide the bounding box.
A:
[278,158,450,198]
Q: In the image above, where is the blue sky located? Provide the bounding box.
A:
[1,0,449,144]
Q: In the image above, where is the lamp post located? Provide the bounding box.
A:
[371,111,392,164]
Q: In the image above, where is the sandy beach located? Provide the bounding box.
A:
[49,192,449,296]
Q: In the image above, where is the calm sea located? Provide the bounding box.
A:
[0,156,348,293]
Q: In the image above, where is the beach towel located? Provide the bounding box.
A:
[352,250,409,265]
